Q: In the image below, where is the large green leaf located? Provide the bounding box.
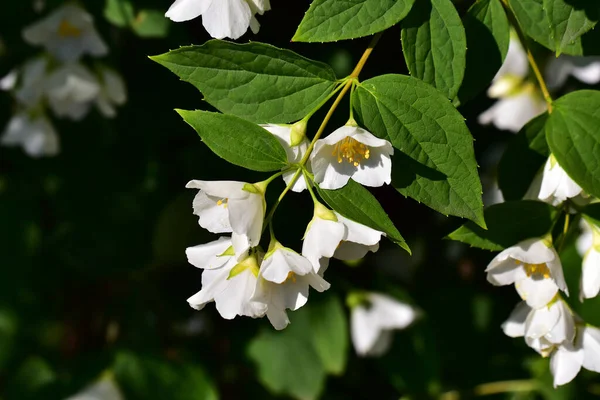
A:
[317,179,409,253]
[448,200,557,251]
[546,90,600,198]
[293,0,416,42]
[176,110,288,172]
[457,0,510,104]
[151,41,337,123]
[352,74,485,227]
[498,113,550,201]
[308,296,348,376]
[401,0,466,99]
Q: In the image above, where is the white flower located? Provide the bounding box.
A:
[546,55,600,89]
[487,36,529,98]
[96,67,127,118]
[311,125,393,190]
[537,155,583,205]
[0,69,18,91]
[350,292,418,357]
[65,374,124,400]
[580,221,600,300]
[186,237,267,319]
[14,57,49,107]
[301,203,345,272]
[333,212,383,260]
[23,4,108,62]
[477,86,547,133]
[577,219,594,257]
[252,241,330,330]
[486,237,568,308]
[550,326,600,387]
[165,0,271,39]
[261,123,309,193]
[186,180,266,257]
[44,63,100,121]
[1,112,59,157]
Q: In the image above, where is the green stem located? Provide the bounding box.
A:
[473,379,539,396]
[303,170,319,204]
[500,0,553,112]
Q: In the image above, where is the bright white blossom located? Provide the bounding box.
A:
[550,326,600,387]
[301,203,345,272]
[536,155,583,206]
[252,241,330,330]
[166,0,271,39]
[579,220,600,300]
[546,55,600,89]
[311,125,393,190]
[23,4,108,62]
[486,238,568,309]
[350,292,418,357]
[262,123,309,192]
[186,237,267,319]
[478,86,547,133]
[15,57,48,107]
[65,374,124,400]
[44,63,100,121]
[333,212,383,260]
[1,112,59,157]
[96,67,127,118]
[488,36,529,98]
[186,180,266,257]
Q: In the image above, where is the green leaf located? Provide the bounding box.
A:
[104,0,134,27]
[113,351,218,400]
[352,74,485,227]
[546,90,600,198]
[293,0,416,42]
[308,296,348,375]
[132,10,170,38]
[401,0,466,99]
[457,0,510,104]
[316,179,410,253]
[498,113,550,201]
[508,0,599,55]
[447,200,557,251]
[248,307,326,400]
[150,41,337,124]
[176,110,288,172]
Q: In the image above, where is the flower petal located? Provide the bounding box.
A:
[202,0,252,40]
[582,326,600,373]
[581,249,600,300]
[515,275,559,309]
[301,218,345,272]
[368,293,418,330]
[166,0,211,22]
[550,343,584,387]
[351,305,381,356]
[502,301,531,338]
[185,237,232,270]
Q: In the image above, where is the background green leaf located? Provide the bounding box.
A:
[176,110,288,172]
[293,0,416,42]
[151,41,337,124]
[401,0,467,99]
[448,200,557,251]
[316,180,409,253]
[352,74,484,227]
[546,90,600,198]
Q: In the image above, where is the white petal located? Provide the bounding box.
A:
[266,307,290,330]
[364,329,394,357]
[336,212,383,246]
[368,293,418,330]
[501,301,531,338]
[65,376,124,400]
[261,248,313,283]
[547,254,569,295]
[576,220,593,257]
[550,343,584,387]
[100,68,127,105]
[515,276,559,309]
[303,272,330,292]
[282,168,307,192]
[478,94,546,133]
[334,241,379,260]
[350,148,392,187]
[351,305,381,356]
[185,180,246,199]
[185,237,232,269]
[301,218,345,272]
[0,69,17,91]
[310,143,354,190]
[214,268,265,319]
[228,194,263,247]
[485,256,521,286]
[166,0,210,22]
[582,326,600,372]
[507,238,556,265]
[572,59,600,85]
[190,191,231,233]
[247,0,270,14]
[495,38,529,80]
[525,303,561,340]
[202,0,252,40]
[581,249,600,300]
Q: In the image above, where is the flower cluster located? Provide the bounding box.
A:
[1,4,126,158]
[166,0,271,40]
[184,121,398,331]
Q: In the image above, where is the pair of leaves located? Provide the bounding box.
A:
[509,0,600,55]
[248,296,348,400]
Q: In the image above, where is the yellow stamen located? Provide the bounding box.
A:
[331,137,370,167]
[216,198,228,208]
[515,260,551,279]
[58,20,81,38]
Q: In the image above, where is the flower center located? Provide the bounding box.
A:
[284,271,296,283]
[516,260,551,279]
[58,20,81,38]
[332,137,370,166]
[216,198,228,208]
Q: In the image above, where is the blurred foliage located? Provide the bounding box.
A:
[0,0,599,399]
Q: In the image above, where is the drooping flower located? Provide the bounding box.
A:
[1,112,59,157]
[311,124,393,190]
[95,67,127,118]
[23,4,108,62]
[546,55,600,89]
[165,0,271,40]
[550,326,600,387]
[65,373,124,400]
[487,36,529,98]
[333,212,383,260]
[186,237,267,319]
[536,155,583,206]
[579,220,600,300]
[252,240,330,329]
[261,123,309,193]
[10,57,49,108]
[186,180,266,257]
[349,292,418,357]
[44,63,100,121]
[486,237,568,308]
[301,202,345,272]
